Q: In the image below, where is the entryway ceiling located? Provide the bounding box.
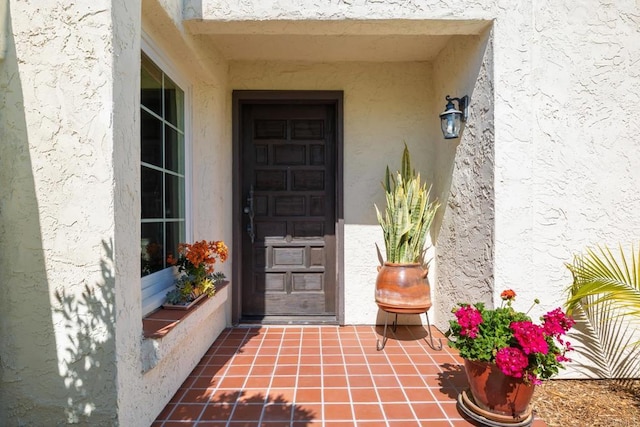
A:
[184,20,490,62]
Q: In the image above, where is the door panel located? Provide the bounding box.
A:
[240,103,336,320]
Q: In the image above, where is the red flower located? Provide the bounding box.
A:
[447,293,576,384]
[543,308,575,337]
[510,321,549,355]
[454,306,483,338]
[500,289,517,301]
[495,347,529,378]
[526,373,543,385]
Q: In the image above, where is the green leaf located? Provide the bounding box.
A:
[565,245,640,380]
[376,144,439,263]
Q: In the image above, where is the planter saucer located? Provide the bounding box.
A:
[457,389,534,427]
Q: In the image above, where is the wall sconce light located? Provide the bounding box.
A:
[439,95,469,139]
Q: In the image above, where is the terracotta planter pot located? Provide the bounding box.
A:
[375,262,431,313]
[464,359,535,419]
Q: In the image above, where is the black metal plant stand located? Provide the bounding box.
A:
[376,309,443,351]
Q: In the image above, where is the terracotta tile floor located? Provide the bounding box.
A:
[152,325,547,426]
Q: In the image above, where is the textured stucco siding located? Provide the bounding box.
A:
[117,3,233,426]
[431,31,494,332]
[188,0,496,21]
[0,0,232,425]
[525,1,640,314]
[0,0,120,423]
[203,0,640,340]
[1,0,121,424]
[191,0,640,320]
[493,1,640,322]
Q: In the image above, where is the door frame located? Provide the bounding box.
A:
[231,90,344,325]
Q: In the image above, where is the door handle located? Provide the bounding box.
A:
[244,185,255,243]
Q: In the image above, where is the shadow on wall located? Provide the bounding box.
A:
[0,3,61,423]
[53,239,117,424]
[430,29,494,245]
[431,29,495,332]
[0,4,117,423]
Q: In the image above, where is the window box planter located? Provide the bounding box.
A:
[162,293,207,310]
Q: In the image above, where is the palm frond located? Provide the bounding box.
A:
[566,245,640,318]
[568,295,640,379]
[565,245,640,380]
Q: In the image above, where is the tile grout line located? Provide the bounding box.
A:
[225,326,263,427]
[406,325,457,425]
[317,327,326,427]
[185,327,235,425]
[190,327,235,426]
[403,325,447,424]
[218,327,243,427]
[286,327,298,427]
[295,326,321,426]
[354,325,390,427]
[378,324,403,427]
[335,326,357,425]
[421,329,468,411]
[200,329,235,426]
[379,324,410,421]
[154,325,479,427]
[256,326,282,426]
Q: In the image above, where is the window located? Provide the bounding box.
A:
[140,50,188,314]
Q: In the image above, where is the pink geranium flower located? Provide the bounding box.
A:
[511,321,549,355]
[543,307,575,337]
[454,305,483,338]
[446,290,575,384]
[495,347,529,378]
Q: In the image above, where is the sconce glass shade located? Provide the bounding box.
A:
[439,95,468,139]
[440,103,462,139]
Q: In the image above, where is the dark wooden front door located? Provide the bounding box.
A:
[237,96,339,322]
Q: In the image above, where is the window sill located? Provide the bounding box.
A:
[141,281,229,373]
[142,281,229,339]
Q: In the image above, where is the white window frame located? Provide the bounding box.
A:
[141,32,193,316]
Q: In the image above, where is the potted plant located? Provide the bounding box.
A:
[445,290,575,424]
[164,240,228,309]
[374,144,440,313]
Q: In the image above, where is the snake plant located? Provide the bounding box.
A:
[375,144,439,264]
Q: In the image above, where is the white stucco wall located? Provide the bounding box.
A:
[487,0,640,324]
[1,0,233,425]
[1,1,121,423]
[116,2,233,426]
[522,1,640,315]
[188,0,496,21]
[431,32,495,331]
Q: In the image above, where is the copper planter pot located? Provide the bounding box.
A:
[374,262,432,313]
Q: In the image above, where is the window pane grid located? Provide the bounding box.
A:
[141,161,185,177]
[141,105,185,136]
[140,104,184,135]
[141,52,186,278]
